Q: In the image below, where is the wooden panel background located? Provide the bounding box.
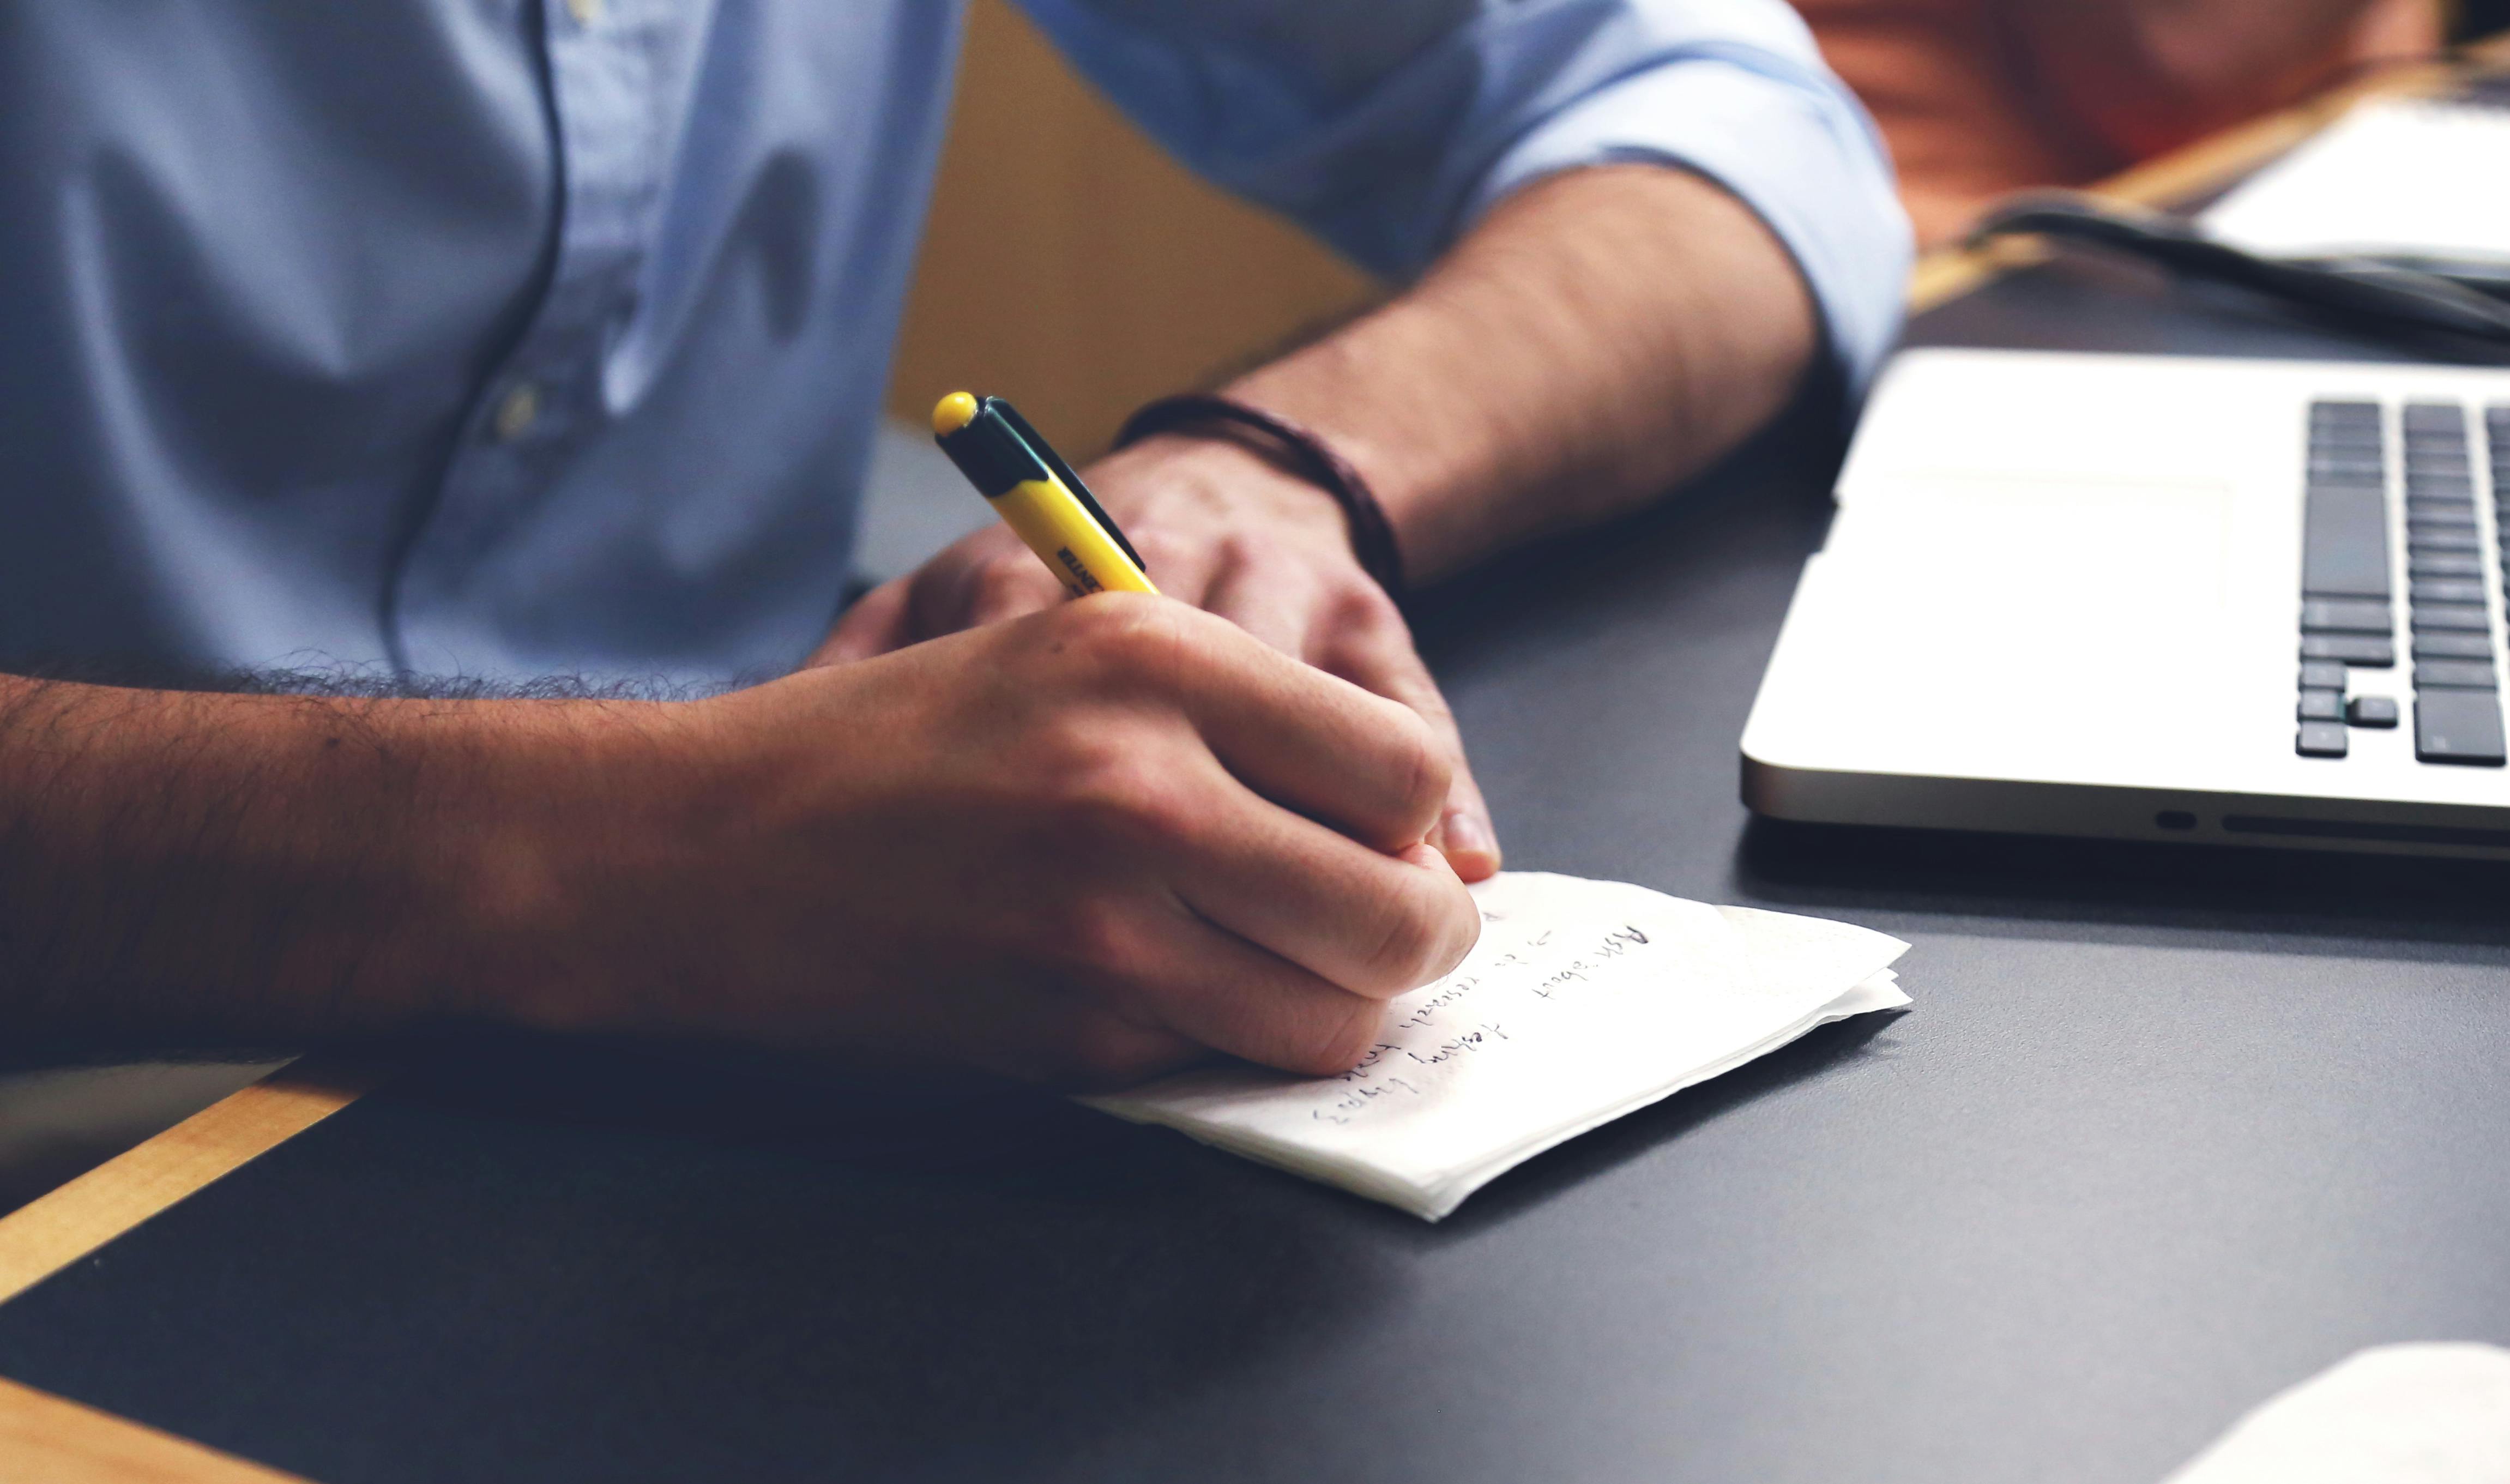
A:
[885,0,1378,457]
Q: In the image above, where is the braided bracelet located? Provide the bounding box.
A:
[1112,394,1407,604]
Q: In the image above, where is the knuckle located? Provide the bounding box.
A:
[974,550,1034,589]
[1334,577,1405,634]
[1048,593,1196,687]
[1046,745,1202,858]
[1131,528,1202,574]
[970,553,1049,611]
[1059,898,1139,981]
[1358,894,1449,994]
[1353,879,1479,995]
[1384,707,1451,822]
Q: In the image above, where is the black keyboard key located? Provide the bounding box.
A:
[2406,501,2477,527]
[2412,550,2484,577]
[2417,659,2500,690]
[2312,455,2386,480]
[2299,472,2379,497]
[2304,485,2392,598]
[2297,721,2351,758]
[2415,632,2496,661]
[2303,634,2395,665]
[2298,689,2345,722]
[2347,694,2400,728]
[2301,598,2392,633]
[2300,659,2349,690]
[2411,602,2491,632]
[2410,527,2483,552]
[2416,690,2507,765]
[2403,402,2466,434]
[2412,576,2489,605]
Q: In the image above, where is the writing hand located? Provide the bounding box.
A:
[554,597,1481,1087]
[818,435,1501,882]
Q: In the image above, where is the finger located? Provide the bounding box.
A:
[1169,775,1481,999]
[1112,898,1397,1076]
[1317,599,1503,882]
[958,552,1066,631]
[902,540,1065,642]
[1138,608,1451,853]
[813,577,915,665]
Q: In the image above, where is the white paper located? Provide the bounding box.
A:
[2201,99,2510,266]
[1081,872,1909,1220]
[2163,1343,2510,1484]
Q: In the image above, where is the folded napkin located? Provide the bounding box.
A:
[1084,871,1910,1220]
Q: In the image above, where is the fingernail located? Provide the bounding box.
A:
[1441,810,1498,870]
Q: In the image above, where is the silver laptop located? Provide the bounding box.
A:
[1741,348,2510,858]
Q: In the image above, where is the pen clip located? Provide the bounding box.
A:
[987,399,1150,574]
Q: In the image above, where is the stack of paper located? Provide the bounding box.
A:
[2164,1343,2510,1483]
[1083,872,1909,1221]
[2200,98,2510,268]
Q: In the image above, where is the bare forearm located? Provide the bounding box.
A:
[1222,164,1818,581]
[0,677,641,1048]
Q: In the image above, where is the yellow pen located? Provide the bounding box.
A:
[931,391,1157,599]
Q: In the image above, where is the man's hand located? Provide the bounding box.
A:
[818,435,1503,882]
[0,598,1478,1085]
[820,165,1817,888]
[552,596,1482,1087]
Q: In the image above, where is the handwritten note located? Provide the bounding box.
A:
[1082,872,1910,1220]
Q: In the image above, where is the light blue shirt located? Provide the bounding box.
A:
[0,1,1906,688]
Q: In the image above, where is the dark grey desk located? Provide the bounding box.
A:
[2,258,2507,1483]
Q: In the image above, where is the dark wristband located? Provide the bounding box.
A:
[1113,393,1407,604]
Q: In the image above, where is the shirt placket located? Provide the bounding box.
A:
[387,0,666,674]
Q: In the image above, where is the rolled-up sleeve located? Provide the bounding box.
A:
[1014,0,1913,391]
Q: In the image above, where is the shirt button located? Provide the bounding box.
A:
[491,382,541,443]
[565,0,603,23]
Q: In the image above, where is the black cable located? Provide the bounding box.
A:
[1966,192,2510,358]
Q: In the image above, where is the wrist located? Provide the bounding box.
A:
[1111,395,1407,599]
[437,695,725,1037]
[1091,433,1363,553]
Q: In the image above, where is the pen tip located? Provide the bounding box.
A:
[932,391,979,438]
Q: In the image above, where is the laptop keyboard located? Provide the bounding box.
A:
[2296,399,2510,765]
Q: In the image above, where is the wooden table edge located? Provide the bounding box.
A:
[0,1373,313,1483]
[0,1056,377,1306]
[0,38,2502,1481]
